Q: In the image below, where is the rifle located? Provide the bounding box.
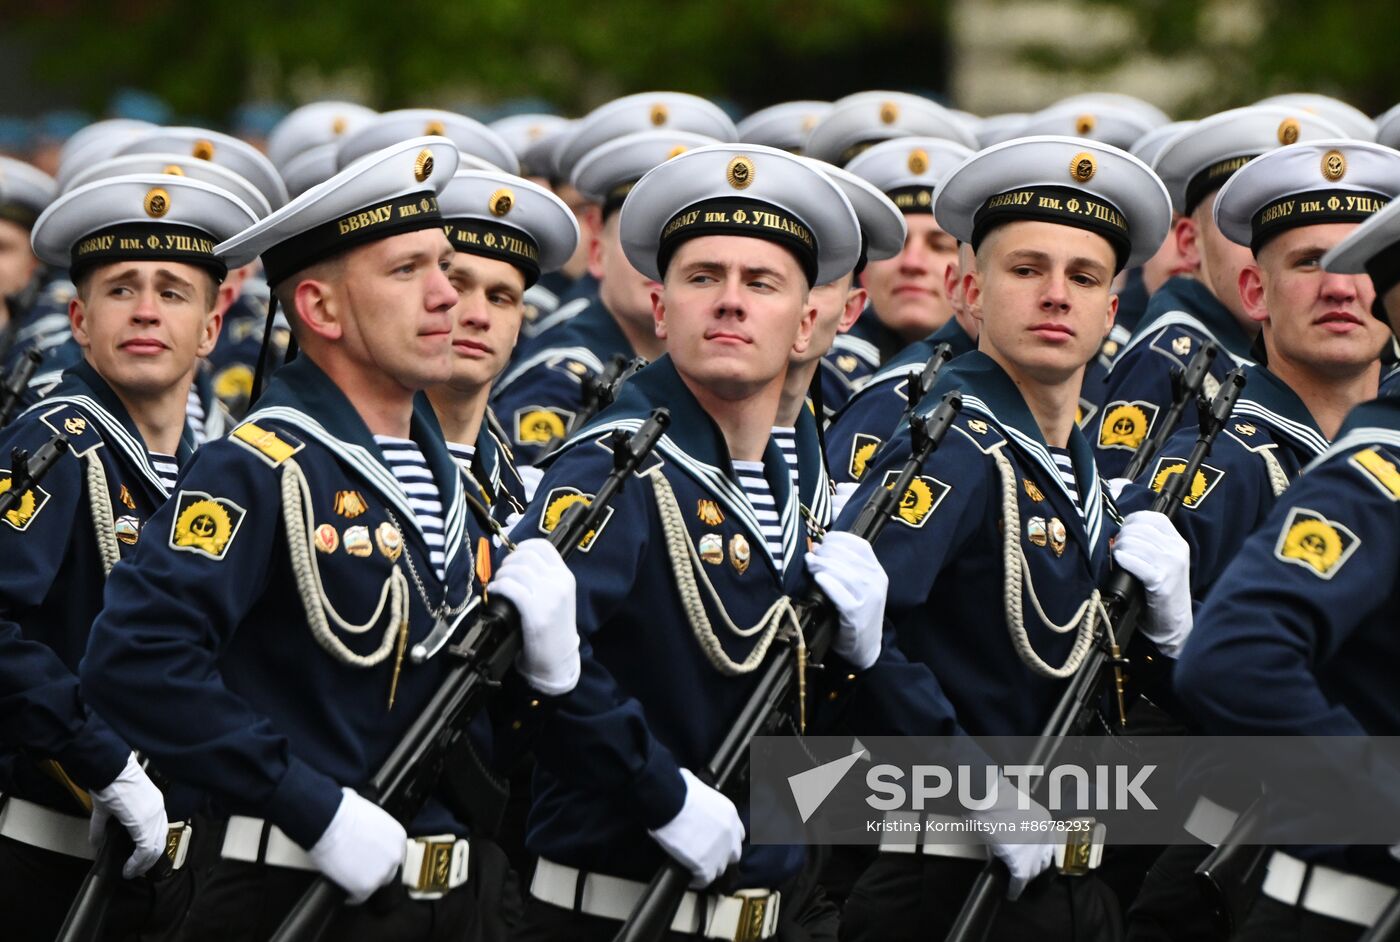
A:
[945,367,1247,942]
[1120,342,1217,481]
[269,408,671,942]
[539,355,645,461]
[0,348,42,427]
[54,770,175,942]
[1,432,69,515]
[613,390,964,942]
[909,344,954,415]
[1193,796,1269,935]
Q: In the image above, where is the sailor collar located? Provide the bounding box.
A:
[496,295,635,393]
[558,355,803,575]
[928,351,1108,564]
[1229,365,1330,458]
[241,355,469,576]
[33,358,196,497]
[1114,276,1258,369]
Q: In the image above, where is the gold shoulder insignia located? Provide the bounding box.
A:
[0,471,51,531]
[231,422,303,466]
[39,405,103,457]
[881,469,950,529]
[1273,506,1359,579]
[1349,448,1400,502]
[538,486,614,552]
[214,365,255,404]
[1149,456,1225,509]
[849,434,881,481]
[1099,401,1159,452]
[514,407,573,446]
[168,491,247,560]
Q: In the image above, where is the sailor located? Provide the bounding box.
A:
[1092,105,1347,476]
[80,137,581,940]
[425,166,579,521]
[513,142,885,941]
[0,156,58,361]
[1170,187,1400,942]
[736,101,833,154]
[1118,138,1400,942]
[0,168,260,940]
[805,95,977,367]
[521,91,738,346]
[491,128,720,463]
[836,135,1188,941]
[823,136,978,484]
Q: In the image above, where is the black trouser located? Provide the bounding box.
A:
[0,828,204,942]
[1123,843,1231,941]
[514,850,839,942]
[175,837,521,942]
[1231,895,1364,942]
[839,852,1123,942]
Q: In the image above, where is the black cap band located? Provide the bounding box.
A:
[601,181,638,221]
[443,217,542,287]
[972,185,1132,273]
[262,190,443,286]
[887,185,935,215]
[1184,155,1256,216]
[69,223,226,283]
[1250,189,1390,255]
[0,202,40,230]
[657,196,820,286]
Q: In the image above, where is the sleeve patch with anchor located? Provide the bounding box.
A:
[168,491,248,560]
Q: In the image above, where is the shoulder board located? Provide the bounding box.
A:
[546,355,595,383]
[1222,422,1277,454]
[39,404,105,457]
[230,421,304,467]
[951,414,1007,454]
[1147,325,1203,369]
[1348,446,1400,502]
[591,430,665,476]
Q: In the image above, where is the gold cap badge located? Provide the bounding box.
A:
[1075,114,1096,135]
[1278,117,1301,145]
[879,101,899,125]
[191,139,215,160]
[908,148,929,175]
[726,155,756,190]
[414,148,434,183]
[1069,152,1097,184]
[331,115,348,135]
[666,144,688,160]
[489,188,514,217]
[650,103,669,126]
[144,187,170,218]
[1322,149,1346,182]
[424,120,446,136]
[162,164,185,176]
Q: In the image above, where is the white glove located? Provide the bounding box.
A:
[308,788,407,904]
[88,753,169,878]
[831,481,860,520]
[804,531,885,671]
[517,464,544,503]
[990,840,1055,901]
[648,768,744,888]
[495,511,524,548]
[972,775,1055,900]
[491,538,581,695]
[1113,510,1193,658]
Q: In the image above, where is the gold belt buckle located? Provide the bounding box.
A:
[165,821,193,870]
[1057,817,1099,876]
[414,838,456,895]
[733,890,774,942]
